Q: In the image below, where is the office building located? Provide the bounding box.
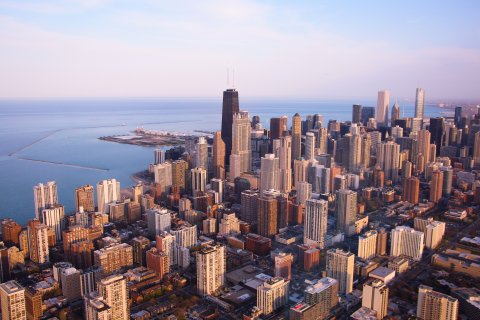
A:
[292,113,302,161]
[231,110,251,175]
[241,190,259,224]
[75,185,95,212]
[362,278,389,320]
[296,181,312,205]
[33,181,58,220]
[195,136,209,174]
[303,199,328,248]
[378,141,400,182]
[429,117,444,151]
[0,280,26,320]
[358,230,377,260]
[260,154,279,194]
[391,101,400,125]
[96,179,120,214]
[293,158,309,188]
[376,90,390,126]
[273,136,292,192]
[390,226,424,260]
[352,104,362,123]
[305,132,315,161]
[361,106,375,125]
[326,249,355,294]
[417,285,458,320]
[257,277,289,315]
[270,116,288,140]
[221,88,240,164]
[415,88,425,119]
[196,244,226,296]
[213,131,226,179]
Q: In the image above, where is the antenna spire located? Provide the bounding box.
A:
[226,68,230,88]
[232,68,235,88]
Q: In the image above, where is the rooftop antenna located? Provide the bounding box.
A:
[226,68,230,88]
[232,68,236,89]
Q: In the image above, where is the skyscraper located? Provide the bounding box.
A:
[196,244,226,296]
[33,181,58,220]
[221,89,240,165]
[390,226,424,260]
[195,136,209,174]
[376,90,390,126]
[147,208,172,236]
[304,277,338,319]
[231,111,251,177]
[260,154,279,194]
[41,204,65,242]
[257,277,290,315]
[417,285,458,320]
[190,167,207,193]
[415,88,425,119]
[404,176,420,204]
[97,275,129,320]
[270,116,288,140]
[96,179,120,214]
[305,132,315,161]
[358,230,377,260]
[273,136,292,193]
[336,189,357,234]
[0,280,26,320]
[430,170,444,203]
[273,252,293,279]
[326,248,355,294]
[212,131,226,179]
[75,185,95,212]
[303,199,328,248]
[362,279,389,320]
[378,141,400,182]
[429,117,444,153]
[27,219,49,264]
[257,194,278,237]
[171,159,188,192]
[352,104,362,123]
[391,101,400,125]
[292,113,302,162]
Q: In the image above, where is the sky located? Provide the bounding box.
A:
[0,0,479,100]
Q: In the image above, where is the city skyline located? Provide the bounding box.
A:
[0,0,479,100]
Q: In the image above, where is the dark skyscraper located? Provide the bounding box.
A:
[361,107,375,125]
[454,106,462,126]
[352,104,362,124]
[221,89,240,165]
[429,117,444,154]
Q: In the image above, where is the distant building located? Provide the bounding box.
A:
[326,248,354,294]
[257,277,289,315]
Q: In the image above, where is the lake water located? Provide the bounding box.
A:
[0,97,443,225]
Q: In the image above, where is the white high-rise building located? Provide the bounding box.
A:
[391,125,404,139]
[257,277,290,315]
[84,292,111,320]
[376,90,390,126]
[417,285,458,320]
[33,181,58,220]
[195,137,209,174]
[41,204,65,242]
[293,158,309,188]
[231,111,252,174]
[378,141,400,182]
[97,275,129,320]
[326,248,355,294]
[305,132,315,161]
[196,244,226,296]
[303,199,328,248]
[390,226,424,260]
[147,208,172,236]
[304,277,338,318]
[362,279,389,320]
[190,167,207,193]
[171,223,197,248]
[0,280,26,320]
[260,154,279,195]
[358,230,378,260]
[210,178,224,203]
[424,221,446,249]
[96,179,120,214]
[415,88,425,119]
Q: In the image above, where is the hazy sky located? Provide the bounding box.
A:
[0,0,479,100]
